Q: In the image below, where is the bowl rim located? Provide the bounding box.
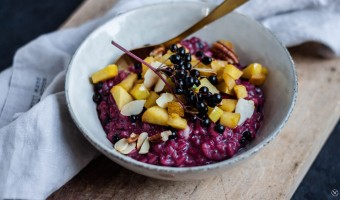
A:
[65,1,298,173]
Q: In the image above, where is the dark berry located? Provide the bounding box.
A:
[240,137,247,145]
[178,79,185,87]
[169,130,177,140]
[207,99,217,107]
[170,54,181,64]
[137,73,142,79]
[169,44,178,52]
[174,64,185,71]
[175,70,186,78]
[193,78,200,86]
[103,117,110,125]
[190,69,200,77]
[162,67,173,76]
[184,76,194,88]
[214,123,225,133]
[257,105,262,112]
[197,42,204,49]
[201,56,212,65]
[134,62,142,70]
[199,86,209,94]
[186,94,196,104]
[196,102,208,114]
[94,82,103,91]
[177,47,186,56]
[174,87,184,95]
[183,62,192,70]
[183,53,191,62]
[212,93,222,104]
[205,92,212,99]
[112,134,120,143]
[208,75,218,85]
[243,131,252,140]
[195,51,204,58]
[185,89,194,96]
[129,115,138,123]
[196,93,204,101]
[92,93,101,103]
[201,118,210,127]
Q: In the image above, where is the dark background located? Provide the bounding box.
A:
[0,0,339,199]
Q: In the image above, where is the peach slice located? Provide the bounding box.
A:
[130,83,150,100]
[110,86,133,110]
[142,106,169,126]
[91,64,118,84]
[220,112,240,129]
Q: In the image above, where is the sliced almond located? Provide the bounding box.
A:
[143,61,164,89]
[114,138,128,152]
[127,133,139,143]
[120,142,136,155]
[137,132,148,150]
[156,93,174,108]
[138,138,150,154]
[160,130,172,142]
[121,100,146,116]
[144,69,159,89]
[154,74,167,92]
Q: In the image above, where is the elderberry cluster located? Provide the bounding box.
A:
[161,44,224,129]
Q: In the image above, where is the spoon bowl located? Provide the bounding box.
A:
[115,0,248,68]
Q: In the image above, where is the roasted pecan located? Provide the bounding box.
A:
[148,133,162,143]
[211,41,239,64]
[148,131,172,143]
[126,133,139,143]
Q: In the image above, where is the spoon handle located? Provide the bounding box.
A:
[162,0,248,48]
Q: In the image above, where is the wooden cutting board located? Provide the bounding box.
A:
[49,0,340,199]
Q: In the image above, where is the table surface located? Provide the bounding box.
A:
[46,0,340,199]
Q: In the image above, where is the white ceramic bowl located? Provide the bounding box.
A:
[66,2,297,180]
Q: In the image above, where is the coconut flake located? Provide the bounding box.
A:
[235,98,255,125]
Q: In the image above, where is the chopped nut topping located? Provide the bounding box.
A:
[126,133,139,143]
[114,138,128,152]
[148,133,162,143]
[148,130,172,143]
[114,138,136,154]
[160,131,172,142]
[120,142,136,154]
[211,41,239,64]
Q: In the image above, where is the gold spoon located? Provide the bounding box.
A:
[113,0,248,68]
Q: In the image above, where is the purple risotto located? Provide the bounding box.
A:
[91,37,267,167]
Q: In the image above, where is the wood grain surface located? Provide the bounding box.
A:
[49,0,340,199]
